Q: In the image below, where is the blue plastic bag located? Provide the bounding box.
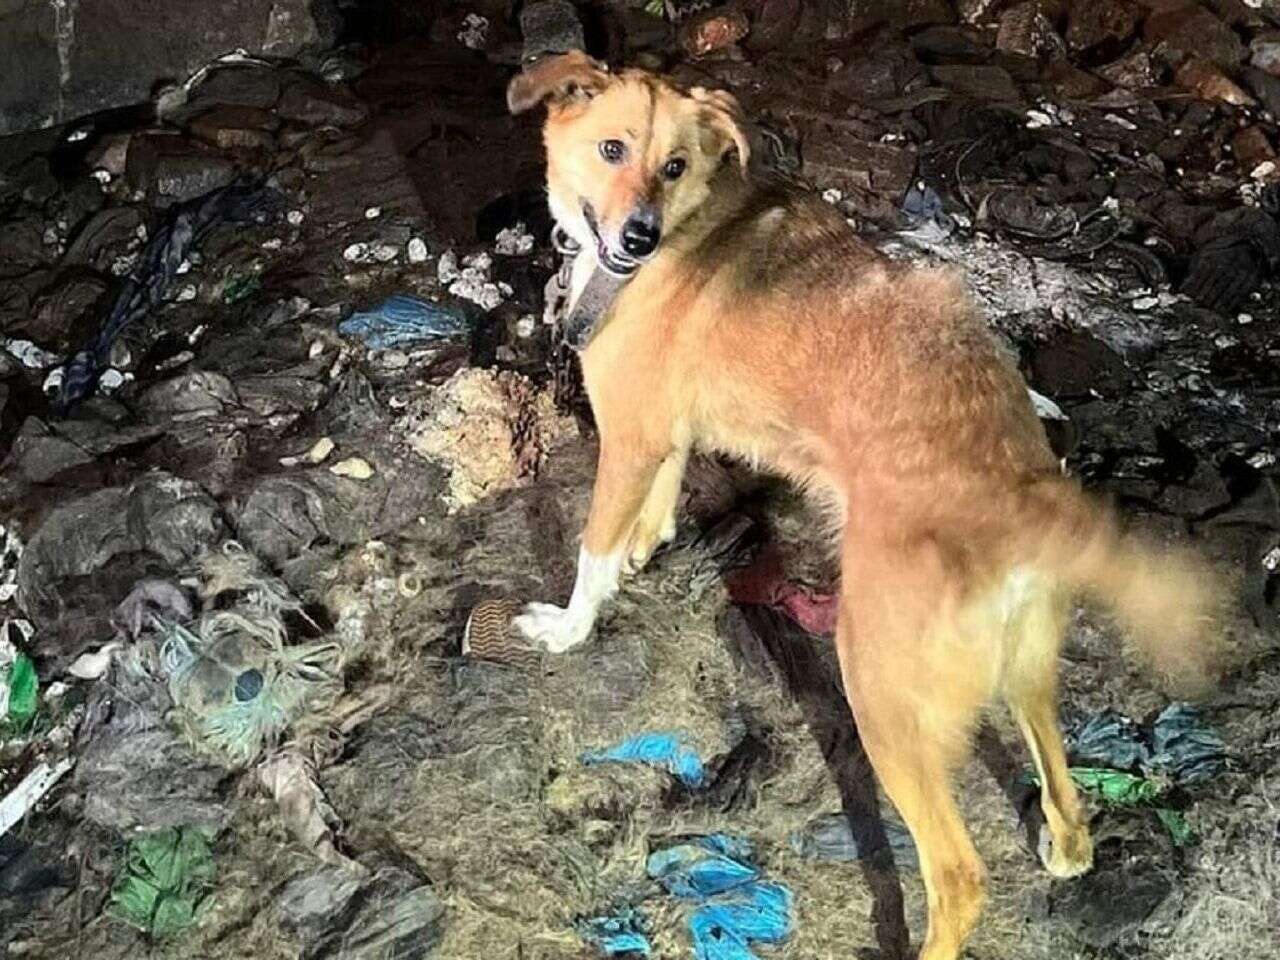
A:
[338,295,469,349]
[581,732,707,788]
[689,883,793,960]
[579,908,652,956]
[647,835,759,899]
[646,835,794,960]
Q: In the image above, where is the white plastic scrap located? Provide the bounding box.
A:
[365,206,382,219]
[1263,545,1280,572]
[287,209,306,227]
[495,224,535,256]
[5,339,61,370]
[98,369,128,395]
[0,759,76,840]
[458,13,489,50]
[407,237,429,263]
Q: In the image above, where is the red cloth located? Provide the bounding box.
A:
[724,547,839,636]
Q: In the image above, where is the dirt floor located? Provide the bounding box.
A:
[1,3,1279,959]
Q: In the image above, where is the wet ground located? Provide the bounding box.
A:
[1,4,1279,959]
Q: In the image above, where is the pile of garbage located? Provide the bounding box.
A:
[1,2,1278,959]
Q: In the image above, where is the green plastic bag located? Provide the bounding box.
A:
[110,827,216,938]
[1068,767,1163,806]
[4,652,38,732]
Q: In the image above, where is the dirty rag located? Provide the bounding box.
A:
[724,549,838,636]
[58,179,285,412]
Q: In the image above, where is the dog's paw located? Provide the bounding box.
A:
[623,517,678,576]
[512,602,591,653]
[1038,823,1094,879]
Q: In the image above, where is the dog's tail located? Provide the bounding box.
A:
[1012,478,1227,695]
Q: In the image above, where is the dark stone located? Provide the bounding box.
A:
[1144,5,1246,67]
[62,206,146,272]
[188,104,279,152]
[28,271,111,349]
[931,63,1024,100]
[1065,0,1142,58]
[1242,66,1280,116]
[126,133,238,206]
[0,0,331,136]
[0,217,50,279]
[0,2,60,135]
[278,75,370,128]
[911,25,994,64]
[802,135,917,210]
[189,65,283,110]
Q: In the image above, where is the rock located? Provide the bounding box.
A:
[747,0,801,51]
[867,0,958,29]
[912,25,995,64]
[126,134,239,206]
[190,66,283,109]
[1232,125,1276,168]
[189,105,279,152]
[276,864,365,947]
[1144,5,1246,67]
[931,63,1024,101]
[1174,58,1255,105]
[1252,33,1280,78]
[1024,329,1133,398]
[1,418,96,484]
[678,9,750,59]
[278,76,369,127]
[29,272,111,349]
[802,137,917,207]
[1042,60,1114,96]
[519,0,587,63]
[1096,49,1159,88]
[997,2,1068,60]
[62,207,146,272]
[1065,0,1142,57]
[827,44,925,102]
[0,0,333,137]
[0,218,50,279]
[1242,65,1280,115]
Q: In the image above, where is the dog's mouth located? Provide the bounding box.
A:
[582,202,641,278]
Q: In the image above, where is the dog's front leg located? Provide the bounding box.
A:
[514,438,665,653]
[623,446,689,575]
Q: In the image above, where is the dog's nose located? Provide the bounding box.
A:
[621,212,661,257]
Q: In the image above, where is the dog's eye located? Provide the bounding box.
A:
[663,157,687,181]
[599,139,626,164]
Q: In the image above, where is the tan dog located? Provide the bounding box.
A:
[508,52,1224,960]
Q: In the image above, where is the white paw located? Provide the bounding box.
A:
[512,602,591,653]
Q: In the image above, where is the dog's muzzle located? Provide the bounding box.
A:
[582,202,642,278]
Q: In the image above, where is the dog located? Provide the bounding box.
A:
[507,52,1225,960]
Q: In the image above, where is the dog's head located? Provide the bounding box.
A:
[509,52,750,277]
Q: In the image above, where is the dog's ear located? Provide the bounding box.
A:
[690,86,751,176]
[508,51,610,115]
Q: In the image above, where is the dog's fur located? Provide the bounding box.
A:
[509,52,1226,960]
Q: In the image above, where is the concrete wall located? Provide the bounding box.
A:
[0,0,335,135]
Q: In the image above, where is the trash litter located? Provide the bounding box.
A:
[109,826,216,937]
[724,548,838,636]
[646,835,794,960]
[1150,703,1228,784]
[1065,704,1228,783]
[338,295,469,349]
[2,651,38,732]
[57,178,285,412]
[579,908,652,957]
[160,610,341,768]
[0,758,74,839]
[582,732,707,789]
[329,457,375,480]
[1182,205,1280,315]
[789,811,919,869]
[1067,767,1163,807]
[900,182,955,242]
[258,750,351,866]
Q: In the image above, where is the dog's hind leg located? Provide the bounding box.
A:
[514,434,667,652]
[1001,586,1093,878]
[836,541,992,960]
[623,446,689,575]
